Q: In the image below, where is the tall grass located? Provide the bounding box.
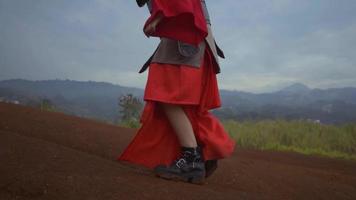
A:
[222,119,356,160]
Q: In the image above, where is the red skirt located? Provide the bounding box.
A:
[117,48,236,169]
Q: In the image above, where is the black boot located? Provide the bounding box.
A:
[154,146,206,184]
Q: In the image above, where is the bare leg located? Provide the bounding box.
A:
[159,102,197,148]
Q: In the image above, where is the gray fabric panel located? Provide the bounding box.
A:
[205,25,219,66]
[201,0,211,25]
[151,38,206,68]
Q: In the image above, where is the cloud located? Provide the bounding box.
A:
[209,0,356,92]
[0,0,356,92]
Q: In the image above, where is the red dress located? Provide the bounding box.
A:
[117,0,235,169]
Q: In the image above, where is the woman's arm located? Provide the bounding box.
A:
[143,0,208,46]
[144,12,163,37]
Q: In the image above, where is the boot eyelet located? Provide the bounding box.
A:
[175,158,187,168]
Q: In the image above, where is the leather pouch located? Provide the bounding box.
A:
[178,41,200,57]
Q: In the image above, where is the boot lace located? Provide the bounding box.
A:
[174,150,197,168]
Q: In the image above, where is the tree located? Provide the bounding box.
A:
[40,98,56,112]
[118,93,143,128]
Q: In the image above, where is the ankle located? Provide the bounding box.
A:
[181,146,197,151]
[180,146,203,162]
[181,146,200,154]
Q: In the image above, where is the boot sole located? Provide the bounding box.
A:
[155,171,206,185]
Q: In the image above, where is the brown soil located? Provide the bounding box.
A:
[1,102,356,200]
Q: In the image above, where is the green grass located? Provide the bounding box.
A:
[222,119,356,160]
[118,119,141,129]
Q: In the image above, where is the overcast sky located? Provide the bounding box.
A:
[1,0,355,93]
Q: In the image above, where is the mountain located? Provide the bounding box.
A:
[0,79,144,123]
[217,83,356,124]
[1,79,356,124]
[278,83,311,94]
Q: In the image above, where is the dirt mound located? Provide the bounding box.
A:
[1,102,356,199]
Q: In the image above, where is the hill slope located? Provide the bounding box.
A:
[1,102,356,199]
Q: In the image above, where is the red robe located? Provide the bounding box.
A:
[117,0,235,169]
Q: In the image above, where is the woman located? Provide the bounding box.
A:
[117,0,236,184]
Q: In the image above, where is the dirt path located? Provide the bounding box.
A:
[1,102,356,200]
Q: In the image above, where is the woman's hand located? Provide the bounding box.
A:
[144,13,163,37]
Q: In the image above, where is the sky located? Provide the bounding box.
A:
[0,0,356,93]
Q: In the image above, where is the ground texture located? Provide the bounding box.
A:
[1,102,356,200]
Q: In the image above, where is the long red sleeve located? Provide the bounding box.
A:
[144,0,208,46]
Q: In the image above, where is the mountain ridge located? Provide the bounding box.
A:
[1,78,356,124]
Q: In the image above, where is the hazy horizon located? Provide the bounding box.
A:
[2,78,356,95]
[1,0,356,93]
